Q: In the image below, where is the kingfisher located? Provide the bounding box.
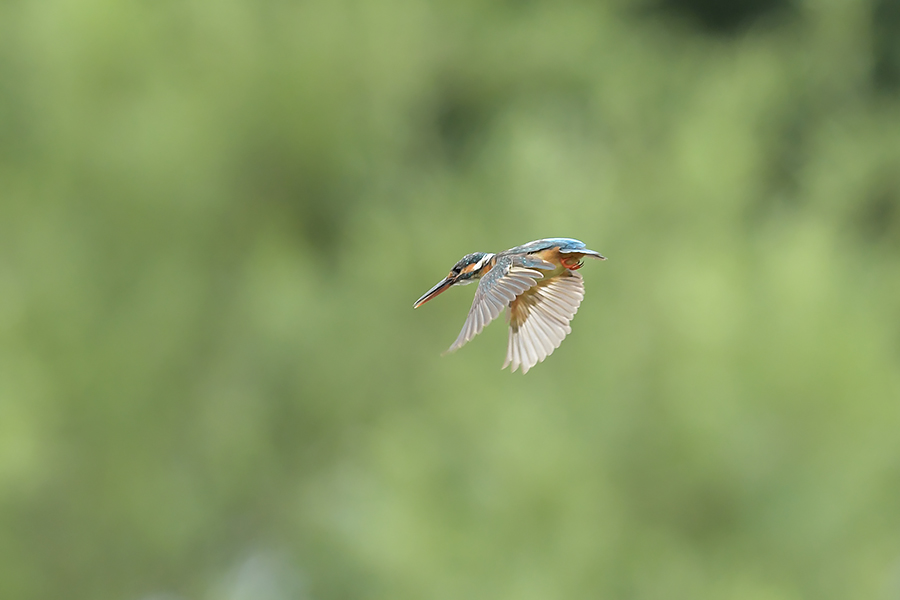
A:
[413,238,606,373]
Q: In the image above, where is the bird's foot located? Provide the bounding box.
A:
[562,257,584,270]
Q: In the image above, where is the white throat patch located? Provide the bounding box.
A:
[473,253,495,273]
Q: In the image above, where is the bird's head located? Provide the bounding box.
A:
[413,252,495,308]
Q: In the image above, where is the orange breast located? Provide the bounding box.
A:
[531,247,564,266]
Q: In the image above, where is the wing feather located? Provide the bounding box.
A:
[445,255,590,372]
[446,258,543,353]
[530,311,558,350]
[506,271,585,373]
[520,324,538,370]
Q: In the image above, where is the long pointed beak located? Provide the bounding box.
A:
[413,276,454,308]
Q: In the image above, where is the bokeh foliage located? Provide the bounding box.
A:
[2,0,900,598]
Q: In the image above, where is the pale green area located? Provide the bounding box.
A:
[2,1,900,599]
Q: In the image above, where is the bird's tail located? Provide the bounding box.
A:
[561,247,606,260]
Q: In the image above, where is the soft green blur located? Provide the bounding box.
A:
[2,0,900,598]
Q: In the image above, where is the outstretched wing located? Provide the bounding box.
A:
[446,256,548,353]
[504,270,585,373]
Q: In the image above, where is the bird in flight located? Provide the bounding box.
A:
[413,238,605,373]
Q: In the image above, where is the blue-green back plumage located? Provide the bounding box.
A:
[499,237,603,259]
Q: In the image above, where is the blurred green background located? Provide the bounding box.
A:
[2,0,900,598]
